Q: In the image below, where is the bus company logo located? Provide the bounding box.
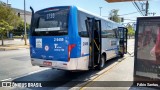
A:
[45,45,49,51]
[2,82,11,87]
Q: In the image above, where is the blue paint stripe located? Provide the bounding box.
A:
[81,48,118,57]
[81,54,89,57]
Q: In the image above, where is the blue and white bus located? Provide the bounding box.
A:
[29,6,127,71]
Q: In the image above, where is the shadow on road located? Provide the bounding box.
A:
[11,57,123,90]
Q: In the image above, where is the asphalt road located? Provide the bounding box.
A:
[0,49,44,81]
[0,39,136,90]
[0,50,127,90]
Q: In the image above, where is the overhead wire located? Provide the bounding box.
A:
[118,11,139,16]
[132,1,144,16]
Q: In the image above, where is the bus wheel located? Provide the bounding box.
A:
[120,53,124,58]
[119,51,124,58]
[97,55,105,70]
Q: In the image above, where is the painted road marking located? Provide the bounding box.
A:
[0,68,49,81]
[1,78,12,81]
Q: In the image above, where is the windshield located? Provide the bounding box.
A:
[31,7,70,36]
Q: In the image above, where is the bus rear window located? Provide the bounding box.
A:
[32,7,69,36]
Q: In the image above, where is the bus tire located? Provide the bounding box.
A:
[120,53,124,58]
[119,51,124,58]
[97,55,105,70]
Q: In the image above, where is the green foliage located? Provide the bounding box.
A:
[14,21,30,36]
[0,20,13,45]
[0,3,21,45]
[127,24,135,38]
[0,20,13,34]
[17,21,30,31]
[0,4,21,27]
[108,9,121,23]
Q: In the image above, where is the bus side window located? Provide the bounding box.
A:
[113,28,118,38]
[78,11,89,37]
[36,17,40,28]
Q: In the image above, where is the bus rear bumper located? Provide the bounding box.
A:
[31,56,89,70]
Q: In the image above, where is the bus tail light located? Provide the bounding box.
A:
[68,44,76,61]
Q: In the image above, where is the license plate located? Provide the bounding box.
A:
[43,61,52,66]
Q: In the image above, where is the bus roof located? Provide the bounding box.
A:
[76,6,122,26]
[35,5,122,27]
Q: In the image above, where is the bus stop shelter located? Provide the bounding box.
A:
[106,0,160,88]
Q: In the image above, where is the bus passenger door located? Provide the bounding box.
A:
[118,27,128,57]
[85,18,102,69]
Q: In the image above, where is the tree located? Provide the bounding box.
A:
[0,20,13,45]
[108,9,121,23]
[0,3,21,45]
[19,21,30,32]
[14,21,30,36]
[127,24,135,39]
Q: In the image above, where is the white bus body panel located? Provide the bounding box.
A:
[81,37,118,61]
[31,56,89,70]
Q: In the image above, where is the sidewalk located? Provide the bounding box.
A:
[0,39,29,51]
[80,39,135,90]
[77,56,134,90]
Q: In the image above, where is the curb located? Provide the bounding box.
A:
[0,46,29,51]
[0,48,18,51]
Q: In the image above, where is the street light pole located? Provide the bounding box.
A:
[24,0,27,45]
[145,0,149,16]
[6,0,9,38]
[99,7,102,16]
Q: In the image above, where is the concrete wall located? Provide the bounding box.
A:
[13,8,31,24]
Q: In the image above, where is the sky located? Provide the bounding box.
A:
[0,0,159,24]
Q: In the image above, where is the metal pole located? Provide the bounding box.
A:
[24,0,27,45]
[99,7,102,16]
[111,10,113,21]
[153,12,156,16]
[145,0,149,16]
[6,0,9,38]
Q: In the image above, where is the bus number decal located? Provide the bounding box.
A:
[46,13,55,20]
[83,42,88,46]
[54,38,64,42]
